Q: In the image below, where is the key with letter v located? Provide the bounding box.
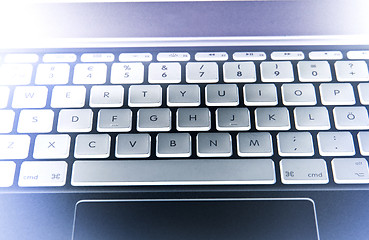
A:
[115,134,151,158]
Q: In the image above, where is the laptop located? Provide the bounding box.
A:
[1,0,369,239]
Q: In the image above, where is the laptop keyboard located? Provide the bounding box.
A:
[1,46,369,189]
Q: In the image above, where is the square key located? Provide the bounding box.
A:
[116,134,151,158]
[156,133,191,157]
[332,158,369,184]
[197,133,232,157]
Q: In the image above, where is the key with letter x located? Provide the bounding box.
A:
[33,134,71,159]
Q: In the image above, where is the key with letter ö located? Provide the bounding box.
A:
[333,107,369,130]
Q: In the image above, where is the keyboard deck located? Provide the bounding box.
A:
[1,45,369,191]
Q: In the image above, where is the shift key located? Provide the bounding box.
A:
[18,161,67,187]
[280,159,328,184]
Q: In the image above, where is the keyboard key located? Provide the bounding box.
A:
[233,52,266,61]
[260,61,294,82]
[205,84,239,106]
[73,63,107,84]
[317,132,355,156]
[358,83,369,105]
[71,159,276,186]
[309,51,343,60]
[0,110,15,133]
[294,107,330,130]
[176,108,211,131]
[216,108,250,131]
[358,132,369,156]
[74,134,111,158]
[167,84,200,107]
[281,83,316,106]
[35,64,70,85]
[157,52,190,61]
[148,62,181,83]
[89,85,124,108]
[197,133,232,157]
[243,84,277,106]
[255,107,290,131]
[115,133,151,158]
[332,158,369,184]
[277,132,314,157]
[271,51,304,60]
[57,109,93,133]
[237,132,273,157]
[320,83,355,105]
[0,86,10,108]
[119,53,152,62]
[297,61,332,82]
[51,86,86,108]
[195,52,228,61]
[81,53,114,62]
[17,110,54,133]
[12,86,48,108]
[18,161,67,187]
[0,64,33,85]
[0,135,30,159]
[111,63,144,84]
[347,51,369,60]
[43,53,77,63]
[335,61,369,82]
[33,134,71,159]
[156,133,191,157]
[97,109,132,132]
[128,85,162,107]
[0,161,16,187]
[186,62,219,83]
[5,54,39,63]
[280,159,328,184]
[223,62,256,83]
[333,106,369,130]
[137,108,171,132]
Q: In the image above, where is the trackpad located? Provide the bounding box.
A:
[73,198,319,240]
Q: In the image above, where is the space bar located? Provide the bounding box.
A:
[71,159,276,186]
